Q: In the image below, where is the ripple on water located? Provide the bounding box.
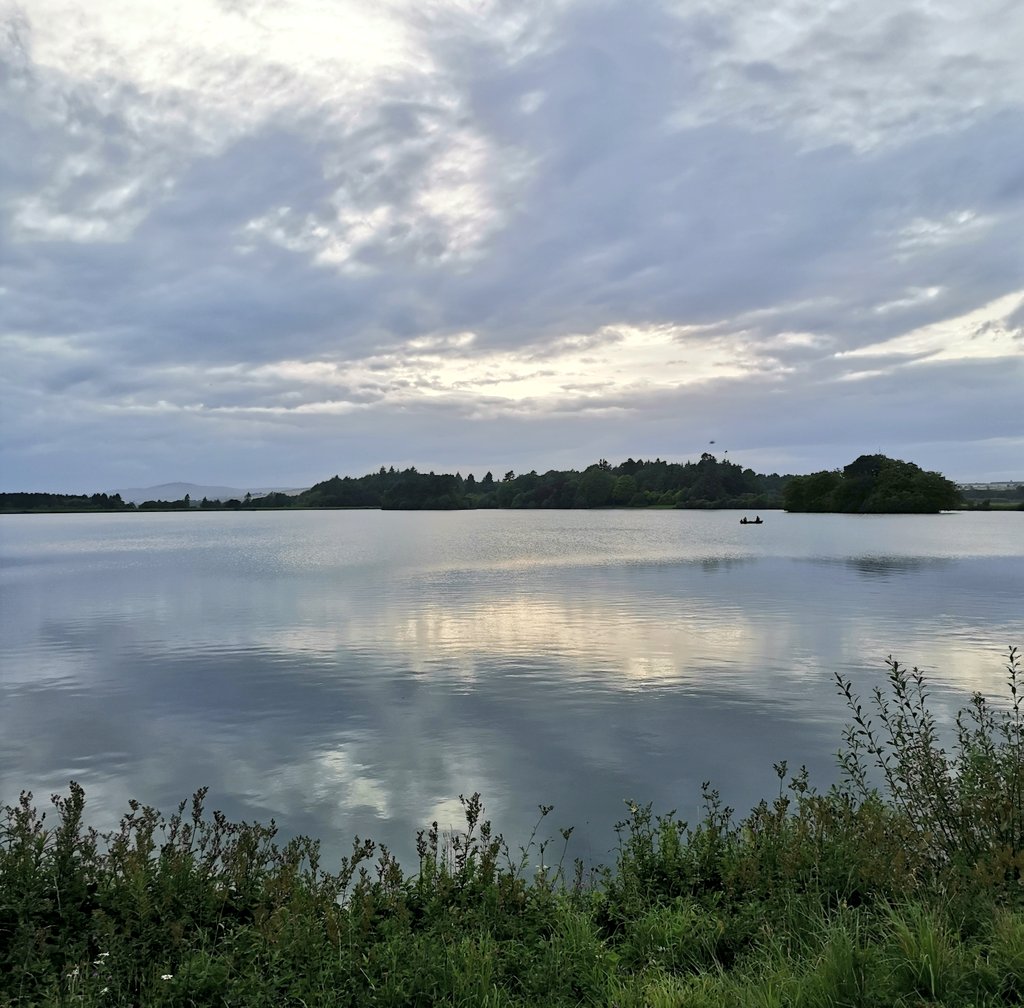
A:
[0,510,1020,868]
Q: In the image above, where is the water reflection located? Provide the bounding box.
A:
[1,511,1021,869]
[846,556,937,577]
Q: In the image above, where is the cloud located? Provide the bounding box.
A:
[665,0,1024,152]
[2,0,1023,489]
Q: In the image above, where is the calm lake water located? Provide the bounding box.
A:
[1,509,1021,869]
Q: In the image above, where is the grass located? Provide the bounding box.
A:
[2,647,1021,1006]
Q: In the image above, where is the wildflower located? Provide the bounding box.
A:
[161,974,173,981]
[100,988,109,995]
[67,967,80,979]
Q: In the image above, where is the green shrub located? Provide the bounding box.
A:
[836,646,1024,887]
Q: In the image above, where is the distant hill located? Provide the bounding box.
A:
[115,482,307,504]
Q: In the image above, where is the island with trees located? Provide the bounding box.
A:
[783,454,962,513]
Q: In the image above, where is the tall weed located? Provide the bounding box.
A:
[836,645,1024,884]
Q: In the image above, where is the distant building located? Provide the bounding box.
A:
[958,481,1023,491]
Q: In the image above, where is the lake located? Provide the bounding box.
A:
[1,509,1021,870]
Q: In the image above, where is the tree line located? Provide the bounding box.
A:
[0,492,134,513]
[287,454,788,511]
[0,455,785,513]
[958,483,1024,511]
[3,453,982,514]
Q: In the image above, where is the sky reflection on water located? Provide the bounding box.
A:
[1,509,1021,868]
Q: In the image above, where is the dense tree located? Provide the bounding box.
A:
[577,466,615,508]
[783,470,842,513]
[380,472,467,510]
[248,492,297,509]
[0,492,133,513]
[138,497,190,511]
[612,474,638,505]
[784,455,960,514]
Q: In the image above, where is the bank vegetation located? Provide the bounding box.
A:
[3,648,1022,1006]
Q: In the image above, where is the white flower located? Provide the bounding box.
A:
[161,974,174,981]
[67,967,80,979]
[100,988,109,995]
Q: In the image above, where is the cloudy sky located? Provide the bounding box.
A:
[2,0,1022,493]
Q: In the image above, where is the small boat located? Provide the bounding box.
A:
[740,516,763,525]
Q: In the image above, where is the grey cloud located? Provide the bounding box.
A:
[412,1,1023,351]
[2,0,1022,490]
